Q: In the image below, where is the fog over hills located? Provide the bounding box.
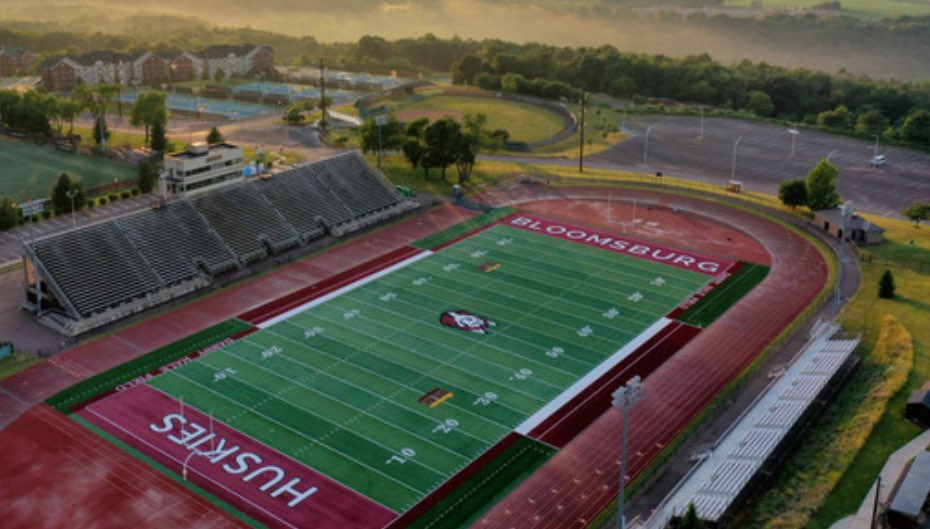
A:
[3,0,930,80]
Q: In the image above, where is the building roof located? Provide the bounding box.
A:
[0,47,32,59]
[889,452,930,518]
[847,214,885,233]
[815,205,885,234]
[201,44,261,59]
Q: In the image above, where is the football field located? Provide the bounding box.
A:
[80,215,730,528]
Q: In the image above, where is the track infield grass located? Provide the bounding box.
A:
[145,223,713,513]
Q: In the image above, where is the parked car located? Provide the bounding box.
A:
[870,154,887,167]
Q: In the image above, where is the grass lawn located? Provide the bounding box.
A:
[0,135,137,201]
[806,216,930,528]
[532,103,626,157]
[724,0,930,17]
[391,94,566,144]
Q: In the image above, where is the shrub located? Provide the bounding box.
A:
[98,196,108,205]
[879,270,896,299]
[130,188,140,196]
[120,191,130,199]
[108,193,118,202]
[41,210,52,219]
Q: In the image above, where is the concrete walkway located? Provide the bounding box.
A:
[829,428,930,529]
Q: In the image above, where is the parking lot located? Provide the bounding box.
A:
[593,116,930,218]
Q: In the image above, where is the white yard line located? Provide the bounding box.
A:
[515,317,673,435]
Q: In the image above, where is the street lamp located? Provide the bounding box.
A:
[66,189,79,228]
[827,150,838,162]
[730,135,742,182]
[612,375,645,529]
[788,128,799,158]
[874,134,880,157]
[643,125,654,165]
[699,106,704,138]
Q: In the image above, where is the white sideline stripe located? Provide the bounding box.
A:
[258,251,433,329]
[515,317,673,436]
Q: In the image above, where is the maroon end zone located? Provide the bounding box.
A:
[79,384,398,529]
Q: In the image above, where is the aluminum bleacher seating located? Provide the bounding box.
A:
[31,222,161,317]
[192,185,301,263]
[116,201,238,282]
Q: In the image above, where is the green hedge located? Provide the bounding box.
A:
[47,318,253,413]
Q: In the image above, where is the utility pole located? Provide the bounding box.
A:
[579,90,586,173]
[319,59,327,130]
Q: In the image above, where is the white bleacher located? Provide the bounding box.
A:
[643,322,859,528]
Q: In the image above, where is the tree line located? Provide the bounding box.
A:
[449,44,930,145]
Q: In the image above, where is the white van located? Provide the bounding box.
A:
[869,154,887,167]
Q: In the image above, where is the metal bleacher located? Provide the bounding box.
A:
[30,222,162,317]
[25,152,417,336]
[644,324,860,528]
[192,184,301,263]
[115,201,238,281]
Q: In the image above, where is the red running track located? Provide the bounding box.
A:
[0,203,477,529]
[470,187,826,529]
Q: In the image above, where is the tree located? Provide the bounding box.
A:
[359,116,404,154]
[744,90,774,117]
[806,159,841,211]
[855,109,889,137]
[678,502,703,529]
[50,173,86,215]
[214,68,226,82]
[778,179,808,208]
[902,201,930,227]
[150,120,167,153]
[206,126,224,144]
[137,161,159,193]
[451,55,485,85]
[878,269,896,299]
[130,92,167,146]
[817,105,852,129]
[92,114,110,147]
[900,110,930,144]
[0,197,19,230]
[402,117,431,177]
[424,117,463,180]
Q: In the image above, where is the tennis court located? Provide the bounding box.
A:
[78,215,733,529]
[0,137,136,201]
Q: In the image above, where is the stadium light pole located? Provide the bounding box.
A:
[66,189,79,228]
[612,375,644,529]
[643,125,653,165]
[730,135,742,182]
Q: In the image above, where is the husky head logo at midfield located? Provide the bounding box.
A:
[440,310,497,334]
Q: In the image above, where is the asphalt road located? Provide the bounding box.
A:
[588,116,930,218]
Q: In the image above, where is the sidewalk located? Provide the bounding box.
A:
[829,428,930,529]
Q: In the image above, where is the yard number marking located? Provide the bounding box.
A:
[260,345,282,360]
[602,307,620,319]
[510,368,533,381]
[650,277,666,287]
[412,276,430,286]
[442,263,461,272]
[213,367,237,382]
[628,291,644,302]
[545,346,565,358]
[379,292,397,302]
[343,308,360,320]
[470,250,488,259]
[433,418,459,434]
[577,325,594,337]
[386,447,416,465]
[303,326,324,339]
[473,392,498,406]
[496,238,513,246]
